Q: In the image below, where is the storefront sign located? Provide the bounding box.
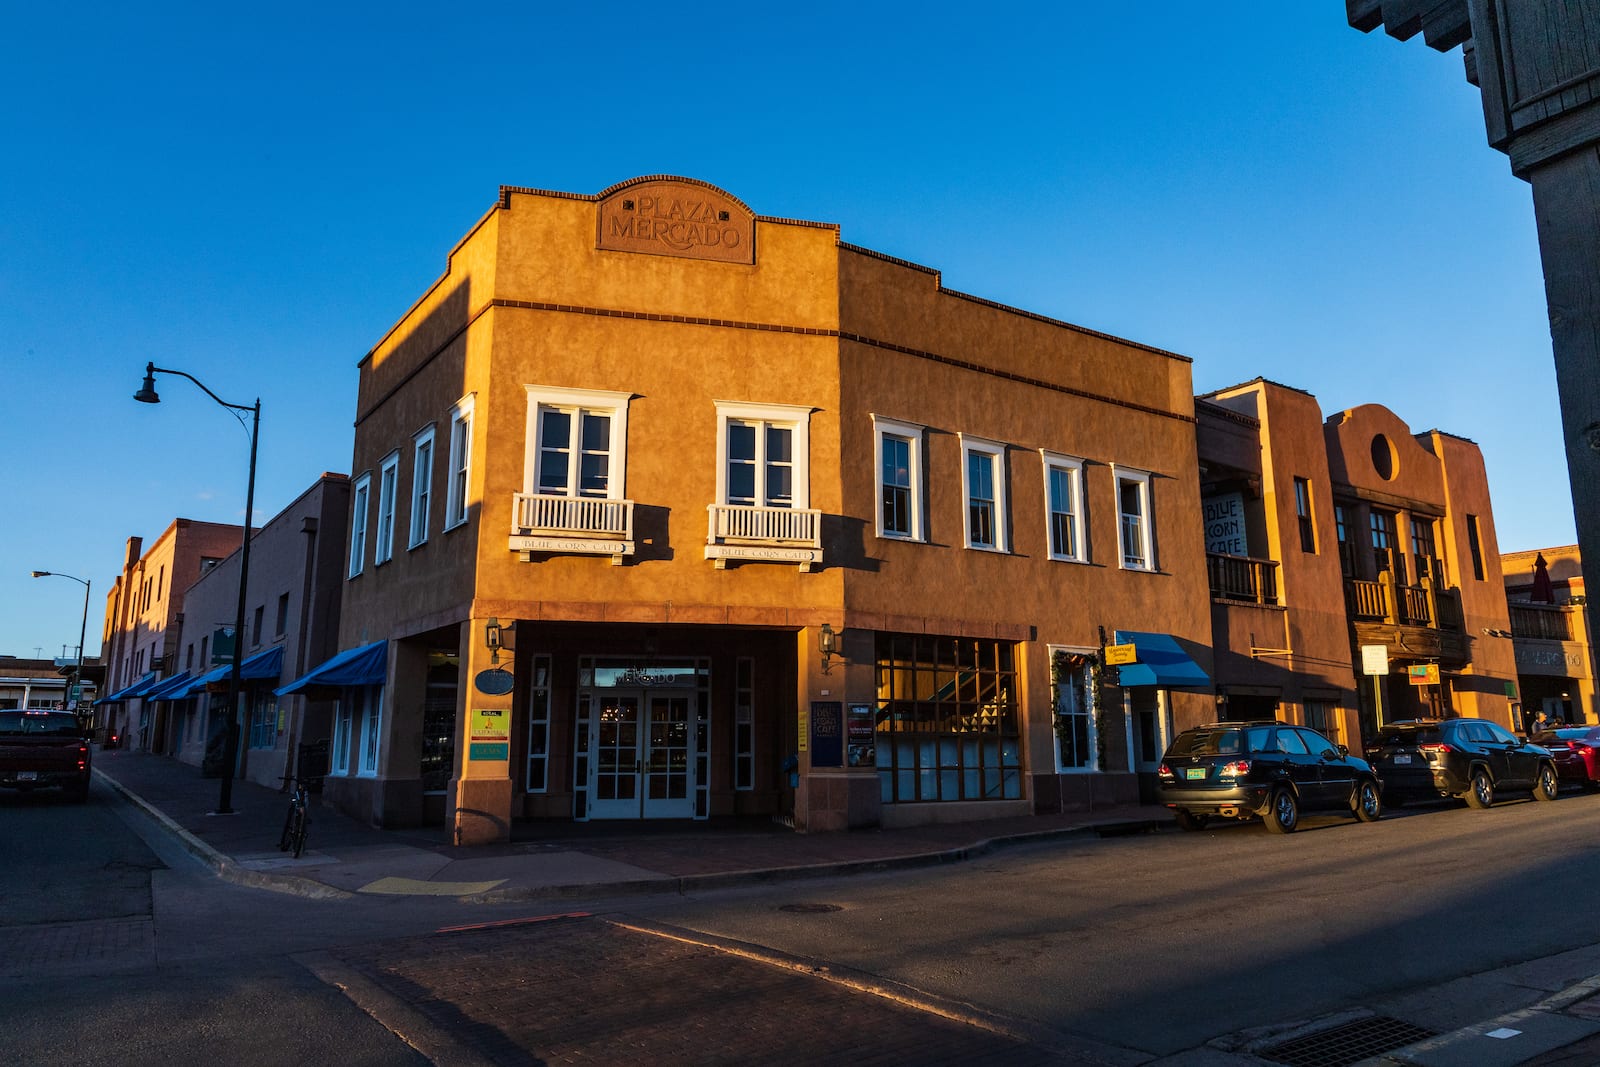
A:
[469,742,508,761]
[1361,644,1389,676]
[1104,643,1137,666]
[1407,663,1440,686]
[847,704,876,767]
[597,179,755,264]
[475,668,515,695]
[1202,492,1247,556]
[471,707,509,742]
[810,701,843,768]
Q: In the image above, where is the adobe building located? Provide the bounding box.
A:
[1501,544,1595,726]
[95,519,245,751]
[316,175,1219,842]
[1200,379,1517,742]
[160,474,350,788]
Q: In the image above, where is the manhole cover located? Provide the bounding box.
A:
[1260,1016,1436,1067]
[777,903,842,913]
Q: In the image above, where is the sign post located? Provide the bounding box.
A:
[1361,644,1389,728]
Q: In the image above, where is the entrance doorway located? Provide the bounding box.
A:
[586,691,697,819]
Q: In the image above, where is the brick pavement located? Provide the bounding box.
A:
[315,915,1073,1066]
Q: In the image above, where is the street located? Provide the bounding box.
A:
[6,783,1600,1064]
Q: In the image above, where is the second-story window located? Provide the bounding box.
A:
[873,415,925,541]
[714,401,811,510]
[960,436,1008,551]
[410,426,434,549]
[375,451,399,564]
[1370,509,1403,582]
[1466,514,1486,581]
[1335,504,1357,577]
[525,387,632,509]
[1115,467,1155,571]
[1411,516,1442,587]
[349,472,371,578]
[445,395,474,531]
[1042,452,1086,562]
[1294,477,1316,553]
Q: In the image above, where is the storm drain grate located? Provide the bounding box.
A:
[1258,1016,1437,1067]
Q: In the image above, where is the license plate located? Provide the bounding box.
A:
[18,771,37,781]
[1393,754,1412,765]
[1185,767,1207,780]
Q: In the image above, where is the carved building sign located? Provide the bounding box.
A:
[597,179,754,264]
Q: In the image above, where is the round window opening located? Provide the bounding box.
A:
[1371,434,1396,480]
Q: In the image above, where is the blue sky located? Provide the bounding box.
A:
[1,4,1563,660]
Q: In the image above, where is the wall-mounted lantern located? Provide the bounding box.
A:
[819,622,841,675]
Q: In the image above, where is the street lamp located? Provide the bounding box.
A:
[135,361,259,816]
[29,570,91,719]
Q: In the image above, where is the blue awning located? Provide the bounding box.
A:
[183,645,287,695]
[1113,631,1211,689]
[276,640,387,696]
[100,671,160,703]
[143,672,195,701]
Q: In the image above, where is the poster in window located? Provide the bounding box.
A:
[810,701,843,768]
[847,703,876,767]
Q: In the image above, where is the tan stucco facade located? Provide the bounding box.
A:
[334,177,1216,839]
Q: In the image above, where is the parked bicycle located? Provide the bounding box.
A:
[277,773,319,858]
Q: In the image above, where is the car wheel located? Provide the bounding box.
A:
[1353,779,1382,822]
[1174,810,1209,832]
[1466,768,1495,809]
[1264,788,1299,834]
[1534,763,1559,802]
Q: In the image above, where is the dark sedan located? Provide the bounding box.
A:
[1530,725,1600,791]
[1366,717,1558,808]
[1158,721,1382,834]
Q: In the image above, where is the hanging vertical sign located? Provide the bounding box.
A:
[810,701,843,768]
[847,704,876,767]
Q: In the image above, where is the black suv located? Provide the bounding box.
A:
[1157,721,1382,834]
[1365,718,1558,808]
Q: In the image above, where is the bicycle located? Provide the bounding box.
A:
[278,774,318,858]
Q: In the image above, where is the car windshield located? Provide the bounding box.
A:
[1166,728,1245,757]
[0,711,83,738]
[1372,724,1441,747]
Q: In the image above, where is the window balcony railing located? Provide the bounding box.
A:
[1344,573,1459,629]
[509,492,634,563]
[1510,603,1575,642]
[705,504,824,572]
[1206,553,1280,605]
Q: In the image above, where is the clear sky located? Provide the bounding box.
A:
[1,3,1566,661]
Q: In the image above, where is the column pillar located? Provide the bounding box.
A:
[448,617,514,845]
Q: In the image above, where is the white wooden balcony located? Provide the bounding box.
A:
[510,492,634,564]
[705,504,824,571]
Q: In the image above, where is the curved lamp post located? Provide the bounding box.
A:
[28,570,91,718]
[135,362,258,816]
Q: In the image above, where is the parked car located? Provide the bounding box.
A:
[0,709,91,802]
[1157,721,1382,834]
[1365,718,1558,808]
[1529,724,1600,791]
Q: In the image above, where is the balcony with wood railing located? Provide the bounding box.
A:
[1345,571,1467,661]
[508,492,635,563]
[705,504,824,571]
[1207,553,1280,605]
[1510,602,1575,642]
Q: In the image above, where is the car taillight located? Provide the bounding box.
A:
[1157,762,1173,778]
[1219,760,1251,778]
[77,744,87,770]
[1418,743,1454,755]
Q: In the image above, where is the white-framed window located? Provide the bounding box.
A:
[734,656,755,791]
[714,401,811,508]
[873,415,925,541]
[331,697,354,774]
[248,693,277,750]
[409,425,434,549]
[445,394,475,530]
[348,472,371,578]
[1041,451,1087,562]
[375,450,399,564]
[358,686,383,776]
[525,386,632,499]
[525,655,553,793]
[960,435,1008,552]
[1052,647,1098,772]
[1114,466,1155,571]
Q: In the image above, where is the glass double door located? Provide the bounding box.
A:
[588,691,695,819]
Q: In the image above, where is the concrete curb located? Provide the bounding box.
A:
[94,768,354,901]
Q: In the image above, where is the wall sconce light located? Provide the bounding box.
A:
[819,622,840,675]
[486,618,503,664]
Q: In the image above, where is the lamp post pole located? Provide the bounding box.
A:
[28,571,91,719]
[135,362,259,816]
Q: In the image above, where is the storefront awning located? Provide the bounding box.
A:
[143,672,195,702]
[182,645,287,696]
[1113,631,1211,689]
[98,671,160,704]
[276,640,387,696]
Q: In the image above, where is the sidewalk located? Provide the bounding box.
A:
[91,748,1170,903]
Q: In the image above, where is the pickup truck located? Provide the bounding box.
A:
[0,710,91,801]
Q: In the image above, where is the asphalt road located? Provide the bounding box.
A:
[6,779,1600,1064]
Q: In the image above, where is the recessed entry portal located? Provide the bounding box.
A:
[574,658,710,820]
